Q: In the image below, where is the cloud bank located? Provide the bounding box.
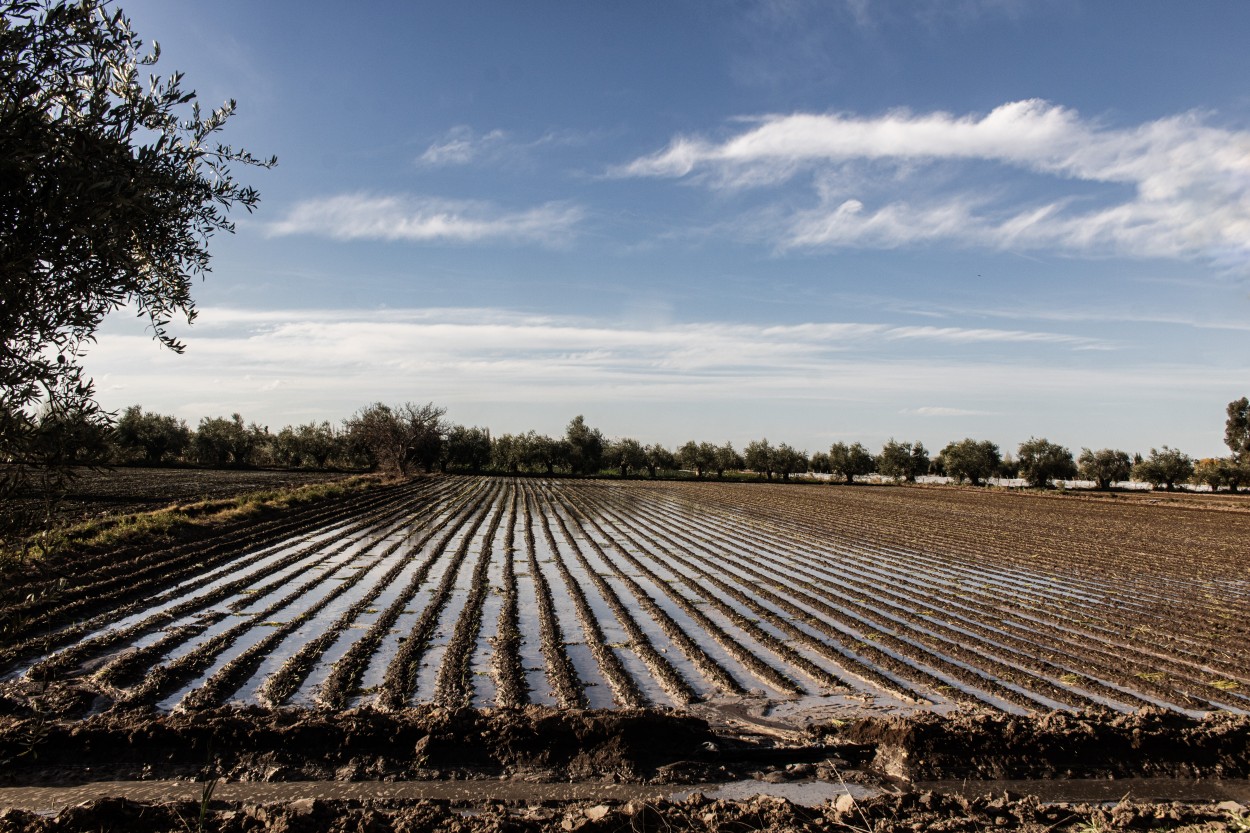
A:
[616,100,1250,264]
[268,195,583,247]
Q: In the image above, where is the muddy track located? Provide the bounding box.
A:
[2,482,406,641]
[529,483,645,708]
[520,485,583,709]
[14,483,443,684]
[491,486,527,708]
[375,480,502,710]
[433,483,508,707]
[315,478,494,708]
[0,482,422,675]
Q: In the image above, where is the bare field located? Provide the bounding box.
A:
[3,476,1248,721]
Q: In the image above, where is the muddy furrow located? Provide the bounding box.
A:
[315,478,493,709]
[490,485,526,708]
[635,493,1057,713]
[4,482,411,643]
[433,483,509,708]
[112,503,426,709]
[178,512,435,705]
[554,484,746,698]
[630,482,1245,710]
[667,495,1112,713]
[253,482,474,707]
[594,484,923,703]
[375,480,503,711]
[706,520,1196,712]
[520,485,584,709]
[585,485,833,697]
[529,483,646,709]
[2,483,435,675]
[678,486,1246,710]
[542,485,695,705]
[715,483,1250,658]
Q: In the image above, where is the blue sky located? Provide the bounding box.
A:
[87,0,1250,458]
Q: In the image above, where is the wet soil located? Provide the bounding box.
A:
[0,790,1247,833]
[0,706,1247,831]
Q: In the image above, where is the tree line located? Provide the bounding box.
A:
[21,397,1250,494]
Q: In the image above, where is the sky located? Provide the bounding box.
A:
[86,0,1250,458]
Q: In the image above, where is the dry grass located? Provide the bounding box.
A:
[5,475,390,565]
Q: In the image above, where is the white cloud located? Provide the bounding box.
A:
[909,406,999,417]
[82,306,1236,454]
[267,194,583,246]
[615,100,1250,265]
[418,126,508,166]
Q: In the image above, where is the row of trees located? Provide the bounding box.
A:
[31,397,1250,493]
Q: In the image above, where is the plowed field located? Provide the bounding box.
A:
[4,476,1248,719]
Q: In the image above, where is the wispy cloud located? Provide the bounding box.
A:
[417,125,508,166]
[908,406,1000,417]
[86,306,1235,453]
[417,125,594,169]
[614,100,1250,265]
[268,194,583,246]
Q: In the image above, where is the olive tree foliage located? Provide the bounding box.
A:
[772,443,808,480]
[1190,457,1248,493]
[274,421,344,469]
[1226,397,1250,461]
[877,439,929,482]
[713,442,742,478]
[192,413,268,468]
[1077,448,1131,490]
[0,1,274,499]
[344,402,445,476]
[442,425,491,473]
[565,415,604,476]
[603,436,646,477]
[744,439,775,479]
[1016,437,1077,489]
[939,438,1001,486]
[678,440,713,478]
[643,443,675,478]
[113,404,189,464]
[828,442,873,484]
[1131,446,1194,491]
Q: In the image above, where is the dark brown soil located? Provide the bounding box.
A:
[0,791,1246,833]
[3,706,1249,787]
[0,706,736,785]
[3,467,353,531]
[835,708,1250,780]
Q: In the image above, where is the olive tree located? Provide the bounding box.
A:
[773,443,808,480]
[643,443,674,478]
[1016,437,1077,488]
[344,402,445,476]
[713,442,742,478]
[877,439,929,482]
[678,440,713,478]
[1,1,273,499]
[113,405,190,465]
[1227,397,1250,461]
[604,437,646,477]
[1077,448,1131,490]
[1131,446,1194,491]
[744,439,775,479]
[565,415,603,475]
[939,438,1000,486]
[443,425,491,473]
[828,442,873,484]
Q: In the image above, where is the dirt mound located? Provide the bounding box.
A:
[0,706,727,784]
[0,793,1246,833]
[834,708,1250,779]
